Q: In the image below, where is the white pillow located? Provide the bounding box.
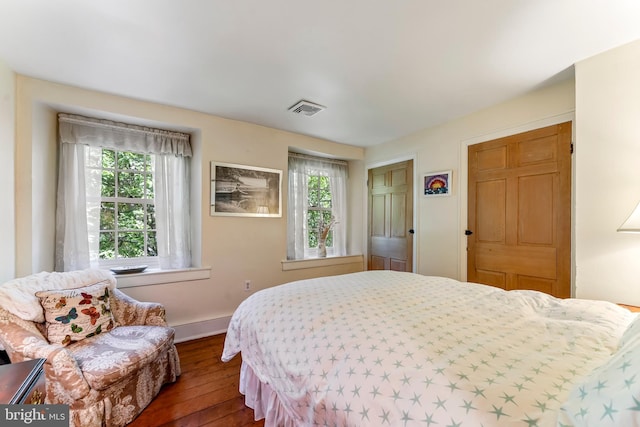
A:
[557,332,640,426]
[619,313,640,349]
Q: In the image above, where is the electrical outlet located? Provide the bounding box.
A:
[244,280,251,292]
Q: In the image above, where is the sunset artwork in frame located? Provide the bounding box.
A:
[422,170,452,197]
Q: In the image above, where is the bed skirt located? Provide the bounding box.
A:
[240,361,298,427]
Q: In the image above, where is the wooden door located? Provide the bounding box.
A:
[368,160,414,271]
[467,122,572,298]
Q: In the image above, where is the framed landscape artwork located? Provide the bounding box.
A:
[210,162,282,217]
[423,170,452,197]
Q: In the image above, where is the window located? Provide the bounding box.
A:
[306,175,334,249]
[88,148,157,264]
[56,113,192,271]
[287,153,348,260]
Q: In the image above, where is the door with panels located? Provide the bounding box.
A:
[368,160,414,271]
[467,122,572,298]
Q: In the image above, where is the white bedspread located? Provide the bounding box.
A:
[222,271,634,426]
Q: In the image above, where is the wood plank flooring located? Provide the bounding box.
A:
[128,334,265,427]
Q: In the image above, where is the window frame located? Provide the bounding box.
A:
[306,174,335,255]
[86,147,160,269]
[287,152,348,261]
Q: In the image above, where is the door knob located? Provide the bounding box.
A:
[465,230,473,236]
[409,229,415,234]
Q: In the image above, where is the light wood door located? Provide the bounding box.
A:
[368,160,414,271]
[467,122,572,298]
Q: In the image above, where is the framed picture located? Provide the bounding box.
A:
[422,170,452,197]
[210,162,282,217]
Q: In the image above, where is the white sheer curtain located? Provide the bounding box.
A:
[56,113,192,271]
[287,154,348,260]
[287,157,309,260]
[154,154,191,269]
[55,143,92,271]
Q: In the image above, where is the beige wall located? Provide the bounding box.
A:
[366,39,640,306]
[575,39,640,305]
[365,79,576,283]
[12,76,365,331]
[7,38,640,335]
[0,60,15,283]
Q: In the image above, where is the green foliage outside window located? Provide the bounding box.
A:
[97,149,156,260]
[307,175,333,248]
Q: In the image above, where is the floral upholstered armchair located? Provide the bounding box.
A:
[0,269,180,427]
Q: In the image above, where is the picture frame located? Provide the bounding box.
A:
[422,170,452,197]
[210,162,282,217]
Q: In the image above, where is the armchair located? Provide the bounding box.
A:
[0,269,180,427]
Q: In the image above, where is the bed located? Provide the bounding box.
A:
[221,271,640,426]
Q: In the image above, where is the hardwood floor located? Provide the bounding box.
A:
[129,334,265,427]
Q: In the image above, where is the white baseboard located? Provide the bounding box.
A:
[172,316,231,343]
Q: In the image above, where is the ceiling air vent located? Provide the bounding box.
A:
[288,100,326,117]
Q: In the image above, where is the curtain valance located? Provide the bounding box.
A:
[58,113,192,157]
[288,152,348,177]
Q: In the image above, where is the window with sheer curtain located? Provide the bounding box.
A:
[55,113,192,272]
[287,153,348,260]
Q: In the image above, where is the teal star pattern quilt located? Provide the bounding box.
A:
[222,271,637,426]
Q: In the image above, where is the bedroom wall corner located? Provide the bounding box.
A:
[11,75,366,332]
[0,59,16,283]
[364,79,575,281]
[574,39,640,305]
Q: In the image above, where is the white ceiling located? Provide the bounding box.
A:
[1,1,640,147]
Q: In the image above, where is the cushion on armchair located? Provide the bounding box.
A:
[66,325,176,391]
[0,269,116,323]
[36,281,116,346]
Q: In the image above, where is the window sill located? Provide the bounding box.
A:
[111,267,211,288]
[281,255,364,271]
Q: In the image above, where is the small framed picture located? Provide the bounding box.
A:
[422,170,452,197]
[210,162,282,217]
